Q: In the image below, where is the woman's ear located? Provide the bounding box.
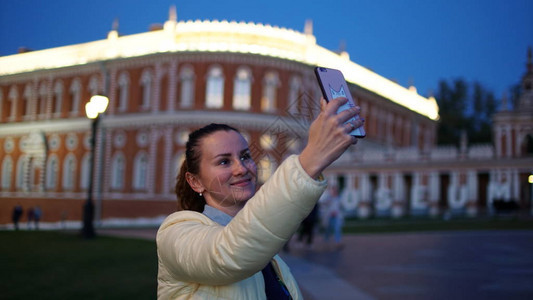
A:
[185,172,205,194]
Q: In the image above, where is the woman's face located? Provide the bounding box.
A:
[189,130,257,213]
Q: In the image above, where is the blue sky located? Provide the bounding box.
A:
[1,0,532,100]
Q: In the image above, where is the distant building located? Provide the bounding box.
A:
[0,7,530,226]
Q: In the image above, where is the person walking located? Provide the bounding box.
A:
[12,204,23,230]
[321,185,345,249]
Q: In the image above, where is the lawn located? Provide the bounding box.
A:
[0,231,157,299]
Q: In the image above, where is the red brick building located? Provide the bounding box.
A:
[0,8,530,227]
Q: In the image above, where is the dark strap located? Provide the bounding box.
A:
[261,262,292,300]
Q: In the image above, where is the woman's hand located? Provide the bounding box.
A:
[299,97,364,179]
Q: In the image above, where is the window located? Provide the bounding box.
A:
[111,153,125,190]
[258,155,277,183]
[38,83,48,118]
[205,66,224,108]
[173,152,185,184]
[88,75,100,96]
[53,81,63,117]
[133,151,148,190]
[62,154,76,190]
[70,78,82,116]
[23,84,33,118]
[16,155,28,191]
[288,76,301,114]
[8,86,18,121]
[1,156,13,190]
[118,72,130,112]
[140,70,153,109]
[261,72,279,112]
[232,67,252,110]
[80,153,91,190]
[179,66,195,108]
[45,154,59,190]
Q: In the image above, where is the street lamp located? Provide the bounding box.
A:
[529,174,533,215]
[82,95,109,238]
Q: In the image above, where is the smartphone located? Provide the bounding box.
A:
[314,66,366,138]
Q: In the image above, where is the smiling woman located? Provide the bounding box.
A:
[156,97,363,299]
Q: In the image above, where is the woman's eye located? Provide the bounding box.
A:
[240,153,252,161]
[219,159,229,165]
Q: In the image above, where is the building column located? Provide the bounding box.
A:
[392,172,406,218]
[466,170,478,216]
[506,125,512,158]
[514,125,522,157]
[167,60,178,112]
[152,62,164,113]
[495,125,502,157]
[102,130,113,194]
[107,68,118,115]
[147,126,161,195]
[161,126,173,195]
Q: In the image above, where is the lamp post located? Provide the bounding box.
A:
[529,174,533,216]
[82,95,109,238]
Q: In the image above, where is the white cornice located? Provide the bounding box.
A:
[0,110,310,137]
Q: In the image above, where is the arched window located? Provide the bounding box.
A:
[111,152,125,190]
[70,78,82,116]
[62,154,76,190]
[261,72,279,112]
[522,134,533,156]
[288,76,301,114]
[140,69,153,109]
[179,66,195,108]
[1,156,13,190]
[8,86,18,121]
[38,82,48,117]
[205,66,224,108]
[117,72,130,112]
[232,67,252,110]
[88,75,100,96]
[16,155,28,191]
[45,154,59,190]
[133,151,148,190]
[172,151,185,186]
[80,153,91,190]
[23,84,33,119]
[53,81,64,117]
[258,155,277,184]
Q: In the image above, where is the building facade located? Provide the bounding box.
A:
[0,8,530,226]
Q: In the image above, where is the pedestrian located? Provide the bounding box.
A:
[297,203,319,247]
[156,97,363,299]
[321,185,345,249]
[12,204,23,230]
[33,206,42,230]
[27,206,35,230]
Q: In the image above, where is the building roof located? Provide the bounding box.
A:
[0,16,439,120]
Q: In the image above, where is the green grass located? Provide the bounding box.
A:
[0,231,157,300]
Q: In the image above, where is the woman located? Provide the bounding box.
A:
[157,97,363,299]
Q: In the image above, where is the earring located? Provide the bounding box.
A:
[199,192,203,197]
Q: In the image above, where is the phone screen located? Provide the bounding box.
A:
[314,67,366,138]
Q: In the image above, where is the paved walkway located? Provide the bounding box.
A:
[99,228,533,300]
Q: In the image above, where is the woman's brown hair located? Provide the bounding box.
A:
[175,123,240,212]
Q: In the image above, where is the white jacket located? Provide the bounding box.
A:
[157,155,327,299]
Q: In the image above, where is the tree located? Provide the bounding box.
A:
[435,79,498,145]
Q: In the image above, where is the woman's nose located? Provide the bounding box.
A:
[233,159,248,175]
